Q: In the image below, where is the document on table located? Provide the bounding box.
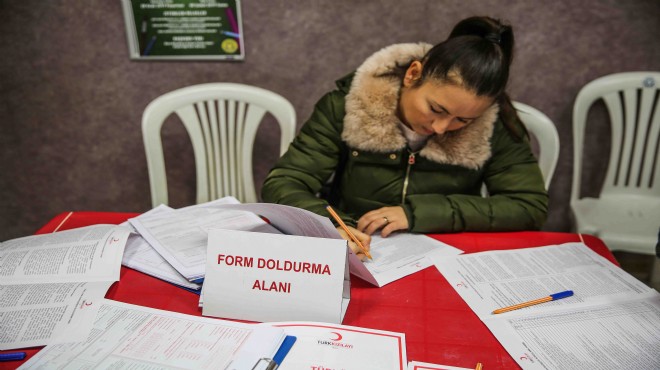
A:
[122,232,202,291]
[265,321,407,370]
[0,225,129,350]
[209,203,461,287]
[360,233,463,286]
[206,202,340,238]
[0,224,130,284]
[0,281,112,350]
[20,299,288,370]
[484,294,660,370]
[120,205,201,291]
[129,198,281,281]
[432,243,660,370]
[408,361,472,370]
[432,242,655,318]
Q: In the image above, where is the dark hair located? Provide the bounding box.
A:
[420,16,524,139]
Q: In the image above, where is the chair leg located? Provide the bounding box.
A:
[650,257,660,289]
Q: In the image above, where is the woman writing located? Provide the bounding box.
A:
[262,16,548,258]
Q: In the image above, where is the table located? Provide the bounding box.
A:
[1,211,618,370]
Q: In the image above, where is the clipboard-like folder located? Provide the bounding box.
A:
[252,335,297,370]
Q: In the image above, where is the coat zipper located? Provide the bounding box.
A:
[401,150,419,204]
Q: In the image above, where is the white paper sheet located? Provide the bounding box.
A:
[19,299,286,370]
[432,242,655,318]
[121,207,202,291]
[432,243,660,370]
[129,197,280,281]
[484,295,660,369]
[407,361,472,370]
[0,225,130,284]
[265,321,407,370]
[207,202,340,238]
[361,233,463,286]
[121,233,202,290]
[0,225,129,350]
[0,281,112,350]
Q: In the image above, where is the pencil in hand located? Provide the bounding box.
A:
[492,290,574,314]
[325,205,372,260]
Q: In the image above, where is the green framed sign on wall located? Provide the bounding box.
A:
[121,0,244,60]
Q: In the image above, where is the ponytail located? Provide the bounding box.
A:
[420,16,524,140]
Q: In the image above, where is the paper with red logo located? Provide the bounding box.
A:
[432,243,660,370]
[0,224,130,350]
[264,321,407,370]
[0,224,130,284]
[407,361,471,370]
[0,281,112,350]
[203,229,350,323]
[358,233,463,287]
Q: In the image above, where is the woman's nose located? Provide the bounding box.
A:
[431,118,452,134]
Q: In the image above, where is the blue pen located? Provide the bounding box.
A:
[220,30,240,38]
[0,352,26,361]
[143,35,157,56]
[492,290,574,314]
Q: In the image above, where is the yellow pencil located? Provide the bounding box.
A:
[475,363,483,370]
[326,205,372,260]
[492,290,574,314]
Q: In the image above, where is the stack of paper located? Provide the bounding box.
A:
[0,225,130,350]
[128,198,280,282]
[120,205,202,292]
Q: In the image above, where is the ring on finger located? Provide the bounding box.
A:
[383,216,389,224]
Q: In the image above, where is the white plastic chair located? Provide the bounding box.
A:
[142,83,296,207]
[571,72,660,255]
[480,101,558,198]
[513,101,560,189]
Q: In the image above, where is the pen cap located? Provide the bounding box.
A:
[550,290,574,300]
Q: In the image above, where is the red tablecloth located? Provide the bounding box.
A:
[1,211,617,370]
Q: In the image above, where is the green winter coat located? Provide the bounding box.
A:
[262,43,548,233]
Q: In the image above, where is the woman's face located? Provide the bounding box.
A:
[397,61,494,136]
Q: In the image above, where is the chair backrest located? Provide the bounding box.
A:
[513,101,560,189]
[142,83,296,207]
[571,72,660,203]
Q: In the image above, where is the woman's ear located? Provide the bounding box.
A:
[403,61,423,87]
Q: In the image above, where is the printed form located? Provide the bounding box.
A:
[121,206,201,291]
[129,198,280,281]
[20,299,286,370]
[0,225,130,350]
[0,281,112,350]
[408,361,472,370]
[266,321,407,370]
[363,233,462,286]
[1,224,129,284]
[432,243,660,369]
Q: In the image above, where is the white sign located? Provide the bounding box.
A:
[203,229,350,323]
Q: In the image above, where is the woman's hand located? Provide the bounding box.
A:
[357,206,409,237]
[336,226,371,261]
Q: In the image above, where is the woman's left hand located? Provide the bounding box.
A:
[357,206,409,237]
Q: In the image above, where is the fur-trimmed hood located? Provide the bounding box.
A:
[342,43,499,169]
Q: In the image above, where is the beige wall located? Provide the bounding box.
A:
[1,0,659,240]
